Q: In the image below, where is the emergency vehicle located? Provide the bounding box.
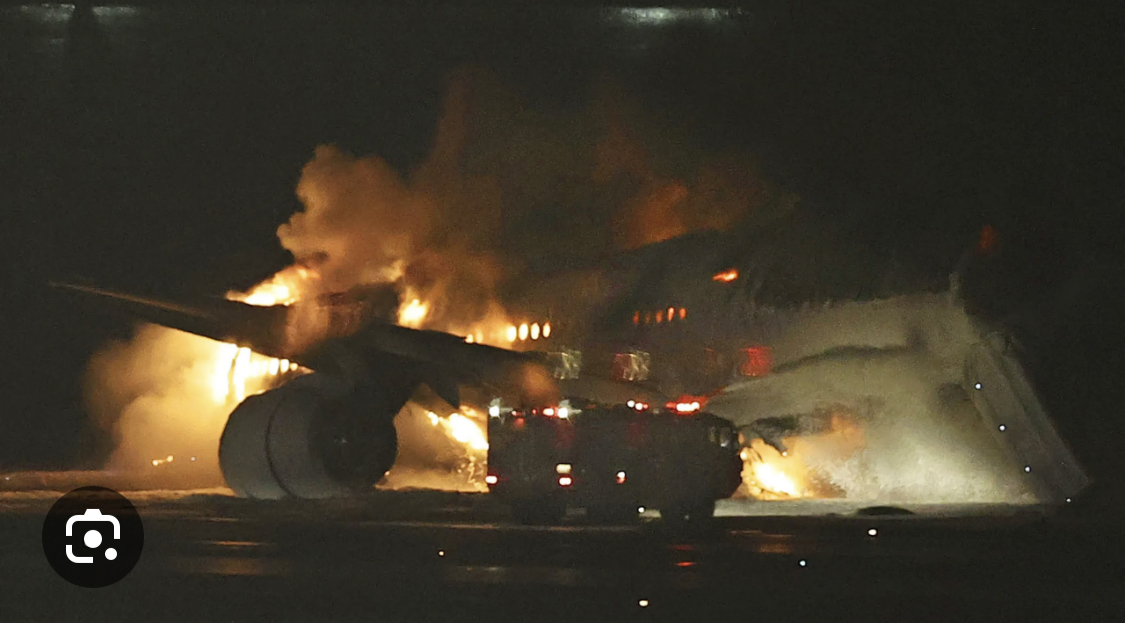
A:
[485,399,743,526]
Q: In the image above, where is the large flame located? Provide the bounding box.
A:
[397,297,429,328]
[381,403,491,492]
[740,411,866,500]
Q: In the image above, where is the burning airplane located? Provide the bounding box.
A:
[52,71,1088,505]
[54,206,1089,505]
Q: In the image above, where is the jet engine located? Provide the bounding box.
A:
[219,373,404,499]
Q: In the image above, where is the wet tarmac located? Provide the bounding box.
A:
[2,479,1122,622]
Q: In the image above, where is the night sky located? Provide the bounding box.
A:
[1,1,1122,485]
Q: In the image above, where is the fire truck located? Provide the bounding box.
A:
[485,399,743,526]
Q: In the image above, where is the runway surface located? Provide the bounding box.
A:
[2,475,1122,622]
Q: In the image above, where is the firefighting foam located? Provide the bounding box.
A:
[712,295,1039,504]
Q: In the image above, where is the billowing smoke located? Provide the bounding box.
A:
[275,68,794,328]
[84,67,785,490]
[592,83,797,249]
[84,327,236,487]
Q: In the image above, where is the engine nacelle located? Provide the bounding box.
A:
[219,373,400,499]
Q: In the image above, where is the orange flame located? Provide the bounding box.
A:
[740,410,866,500]
[712,268,739,282]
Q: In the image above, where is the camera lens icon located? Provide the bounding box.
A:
[43,486,143,587]
[65,508,121,564]
[82,528,117,559]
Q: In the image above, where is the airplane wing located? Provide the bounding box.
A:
[50,281,552,406]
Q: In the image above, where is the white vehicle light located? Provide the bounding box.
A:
[556,463,572,475]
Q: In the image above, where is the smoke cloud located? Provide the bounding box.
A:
[84,67,791,489]
[84,327,235,487]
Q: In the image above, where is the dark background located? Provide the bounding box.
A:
[1,2,1122,496]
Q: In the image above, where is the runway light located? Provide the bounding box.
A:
[438,550,445,557]
[556,463,572,475]
[543,323,551,338]
[557,407,569,419]
[799,559,807,567]
[518,323,529,341]
[531,323,540,340]
[544,407,555,416]
[974,382,982,390]
[1066,498,1072,503]
[506,325,517,342]
[638,599,649,608]
[558,476,573,487]
[485,475,498,485]
[637,506,645,513]
[998,424,1006,431]
[190,456,196,462]
[868,528,878,537]
[1024,465,1032,473]
[627,400,635,408]
[616,471,627,484]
